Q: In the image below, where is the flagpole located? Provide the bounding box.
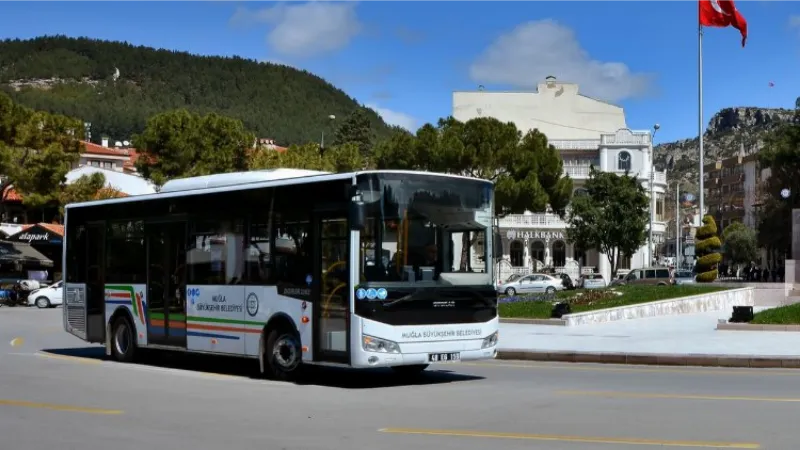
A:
[698,21,705,221]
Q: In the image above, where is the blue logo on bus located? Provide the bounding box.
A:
[356,288,367,300]
[187,287,201,305]
[376,288,387,300]
[366,288,378,300]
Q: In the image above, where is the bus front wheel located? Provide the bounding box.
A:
[110,317,137,363]
[264,328,302,381]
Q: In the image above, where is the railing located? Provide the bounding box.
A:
[563,166,592,178]
[498,213,569,228]
[549,140,601,150]
[601,130,651,146]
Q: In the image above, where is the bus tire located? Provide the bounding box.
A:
[390,364,429,376]
[264,327,302,381]
[110,316,137,363]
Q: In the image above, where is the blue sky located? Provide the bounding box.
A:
[1,1,798,144]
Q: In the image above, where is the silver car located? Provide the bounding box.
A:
[581,273,607,289]
[673,270,696,285]
[497,273,564,296]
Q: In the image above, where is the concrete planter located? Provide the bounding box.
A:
[557,287,754,326]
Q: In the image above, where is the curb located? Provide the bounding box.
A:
[717,323,800,332]
[496,349,800,369]
[499,318,566,326]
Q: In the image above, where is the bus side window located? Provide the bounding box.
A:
[245,220,273,285]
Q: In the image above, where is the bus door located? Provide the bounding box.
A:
[85,221,106,343]
[146,221,187,348]
[312,208,350,364]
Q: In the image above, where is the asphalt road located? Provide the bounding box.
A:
[2,307,800,449]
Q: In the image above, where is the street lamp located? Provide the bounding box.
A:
[320,114,336,152]
[650,123,660,265]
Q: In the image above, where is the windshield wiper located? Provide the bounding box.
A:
[383,289,431,308]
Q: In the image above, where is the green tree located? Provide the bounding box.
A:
[132,109,256,188]
[0,91,83,217]
[58,172,125,215]
[249,142,367,173]
[332,109,373,156]
[721,222,758,269]
[695,215,722,282]
[757,107,800,259]
[565,167,650,279]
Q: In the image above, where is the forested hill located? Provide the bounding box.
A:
[0,35,395,145]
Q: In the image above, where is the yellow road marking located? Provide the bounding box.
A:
[9,337,24,347]
[0,399,123,415]
[36,351,101,365]
[378,428,760,448]
[461,361,800,377]
[558,390,800,403]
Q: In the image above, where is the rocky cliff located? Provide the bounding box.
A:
[654,106,796,196]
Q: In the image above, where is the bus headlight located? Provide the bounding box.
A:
[482,331,498,349]
[362,335,400,353]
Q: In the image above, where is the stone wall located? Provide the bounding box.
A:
[562,287,754,326]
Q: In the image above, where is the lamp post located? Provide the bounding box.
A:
[649,123,660,265]
[320,114,336,152]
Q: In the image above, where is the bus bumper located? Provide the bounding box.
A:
[350,316,499,368]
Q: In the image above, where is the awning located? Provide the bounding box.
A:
[0,241,54,267]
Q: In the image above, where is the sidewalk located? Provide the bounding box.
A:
[497,305,800,368]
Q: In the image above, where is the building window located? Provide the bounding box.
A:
[531,241,545,264]
[617,151,631,171]
[509,240,523,267]
[552,241,566,267]
[656,194,664,222]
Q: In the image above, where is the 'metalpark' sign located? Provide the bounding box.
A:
[7,225,62,246]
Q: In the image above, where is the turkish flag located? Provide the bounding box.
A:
[699,0,748,47]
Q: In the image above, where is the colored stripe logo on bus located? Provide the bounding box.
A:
[105,285,146,325]
[184,316,265,341]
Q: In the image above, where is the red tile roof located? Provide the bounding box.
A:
[1,186,21,202]
[81,140,132,157]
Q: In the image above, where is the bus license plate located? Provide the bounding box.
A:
[428,352,460,363]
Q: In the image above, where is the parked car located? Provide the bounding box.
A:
[581,273,608,289]
[616,267,674,286]
[673,270,696,285]
[496,273,564,296]
[27,280,63,308]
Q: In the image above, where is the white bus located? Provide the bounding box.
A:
[62,169,500,379]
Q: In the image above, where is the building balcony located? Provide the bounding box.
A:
[498,213,569,229]
[601,129,651,146]
[550,140,601,151]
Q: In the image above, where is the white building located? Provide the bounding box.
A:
[453,76,667,283]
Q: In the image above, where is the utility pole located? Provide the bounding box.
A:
[650,124,660,265]
[676,182,681,270]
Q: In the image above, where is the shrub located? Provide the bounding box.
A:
[695,215,722,282]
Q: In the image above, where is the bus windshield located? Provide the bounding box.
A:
[356,172,494,288]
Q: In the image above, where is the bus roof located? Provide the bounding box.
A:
[65,169,493,210]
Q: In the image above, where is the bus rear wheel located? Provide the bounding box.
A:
[264,328,302,381]
[110,317,137,363]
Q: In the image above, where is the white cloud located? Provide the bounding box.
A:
[230,2,362,58]
[366,103,418,132]
[469,19,653,103]
[791,15,800,29]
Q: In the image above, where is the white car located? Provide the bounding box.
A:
[27,280,63,308]
[496,273,564,296]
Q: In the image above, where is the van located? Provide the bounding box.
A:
[619,266,674,286]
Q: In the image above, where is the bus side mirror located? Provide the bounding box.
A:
[349,200,366,230]
[493,229,502,260]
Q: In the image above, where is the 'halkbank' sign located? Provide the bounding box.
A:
[506,230,565,240]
